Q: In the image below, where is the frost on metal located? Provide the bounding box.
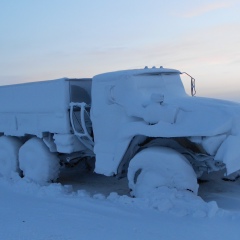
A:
[1,67,240,195]
[91,67,240,178]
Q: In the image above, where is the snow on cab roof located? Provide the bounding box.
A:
[93,66,181,81]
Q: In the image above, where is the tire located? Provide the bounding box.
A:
[19,137,60,184]
[127,146,198,198]
[0,136,22,177]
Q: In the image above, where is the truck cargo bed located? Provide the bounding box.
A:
[0,78,91,137]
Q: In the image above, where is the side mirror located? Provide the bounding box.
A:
[181,72,196,96]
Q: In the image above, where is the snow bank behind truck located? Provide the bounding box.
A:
[1,67,240,197]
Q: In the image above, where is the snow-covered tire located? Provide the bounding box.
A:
[19,137,60,184]
[0,136,22,177]
[127,147,199,198]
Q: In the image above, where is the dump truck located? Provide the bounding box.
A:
[1,66,240,196]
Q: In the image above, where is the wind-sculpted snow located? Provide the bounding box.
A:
[106,188,220,218]
[0,173,72,197]
[1,174,240,240]
[0,174,222,218]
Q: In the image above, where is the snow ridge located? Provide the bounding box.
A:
[0,174,225,219]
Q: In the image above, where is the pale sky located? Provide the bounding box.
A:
[0,0,240,101]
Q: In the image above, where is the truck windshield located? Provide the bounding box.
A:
[133,73,187,99]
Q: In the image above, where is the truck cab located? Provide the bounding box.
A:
[91,67,190,176]
[91,67,240,196]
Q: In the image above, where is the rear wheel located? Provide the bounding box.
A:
[0,136,22,177]
[127,146,198,197]
[19,137,60,184]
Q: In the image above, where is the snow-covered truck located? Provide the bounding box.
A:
[1,67,240,196]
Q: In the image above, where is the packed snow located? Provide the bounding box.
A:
[1,167,240,240]
[127,146,198,196]
[19,137,60,183]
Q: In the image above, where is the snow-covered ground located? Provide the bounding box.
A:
[1,166,240,240]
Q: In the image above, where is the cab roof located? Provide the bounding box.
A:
[93,66,181,82]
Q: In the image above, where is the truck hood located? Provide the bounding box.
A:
[114,96,240,175]
[172,96,240,136]
[120,96,240,139]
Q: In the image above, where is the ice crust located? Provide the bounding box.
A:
[91,68,240,176]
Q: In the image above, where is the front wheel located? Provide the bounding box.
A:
[19,137,60,184]
[127,146,198,198]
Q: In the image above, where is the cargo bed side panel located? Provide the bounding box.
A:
[0,79,71,136]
